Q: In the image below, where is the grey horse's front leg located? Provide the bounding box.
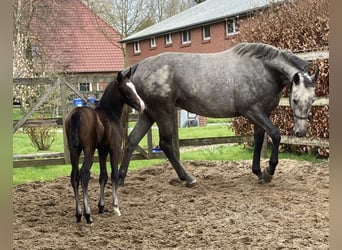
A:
[156,115,197,187]
[262,127,280,183]
[244,110,280,183]
[118,112,154,186]
[252,125,265,183]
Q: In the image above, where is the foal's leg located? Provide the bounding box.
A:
[80,148,95,224]
[109,144,121,216]
[244,110,281,183]
[118,112,154,186]
[156,115,196,186]
[70,148,82,222]
[97,148,108,214]
[252,125,265,183]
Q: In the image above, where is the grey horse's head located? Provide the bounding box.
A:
[289,70,319,137]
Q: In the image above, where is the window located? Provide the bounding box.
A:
[202,25,211,40]
[181,30,191,44]
[165,33,172,45]
[150,37,156,48]
[226,18,239,35]
[133,41,141,53]
[79,83,92,92]
[31,45,41,57]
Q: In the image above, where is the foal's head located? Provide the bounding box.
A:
[116,71,145,112]
[289,70,319,137]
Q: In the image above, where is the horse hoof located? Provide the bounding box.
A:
[118,178,125,186]
[98,206,104,214]
[84,214,93,224]
[257,176,264,184]
[262,168,273,183]
[76,216,82,223]
[185,178,197,188]
[113,207,122,216]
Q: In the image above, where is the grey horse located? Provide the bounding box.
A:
[118,43,318,186]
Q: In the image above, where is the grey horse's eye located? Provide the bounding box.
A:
[293,99,299,105]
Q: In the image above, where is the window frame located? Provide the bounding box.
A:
[181,30,191,44]
[202,25,211,40]
[150,37,157,48]
[133,41,141,53]
[226,17,240,36]
[165,33,173,45]
[79,82,92,92]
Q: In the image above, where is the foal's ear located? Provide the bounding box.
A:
[117,71,123,83]
[125,67,132,79]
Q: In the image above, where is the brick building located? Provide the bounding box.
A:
[28,0,124,94]
[120,0,284,126]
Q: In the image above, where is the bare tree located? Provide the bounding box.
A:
[13,0,63,113]
[83,0,195,36]
[84,0,153,38]
[152,0,194,22]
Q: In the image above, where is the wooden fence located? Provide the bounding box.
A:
[13,51,329,168]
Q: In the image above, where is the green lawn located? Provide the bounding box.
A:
[13,124,233,155]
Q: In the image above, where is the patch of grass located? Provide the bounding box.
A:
[180,144,323,163]
[206,117,232,124]
[13,159,166,186]
[181,144,253,161]
[13,129,64,154]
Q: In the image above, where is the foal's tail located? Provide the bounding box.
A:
[69,110,81,148]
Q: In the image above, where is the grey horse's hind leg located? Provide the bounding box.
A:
[156,115,196,187]
[118,112,154,186]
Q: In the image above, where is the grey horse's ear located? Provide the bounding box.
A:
[310,69,319,84]
[292,72,300,85]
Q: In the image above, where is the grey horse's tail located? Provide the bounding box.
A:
[69,110,81,148]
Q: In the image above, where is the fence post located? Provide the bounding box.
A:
[60,78,70,164]
[261,134,268,158]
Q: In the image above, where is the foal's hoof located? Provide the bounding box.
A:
[113,207,122,217]
[76,215,82,223]
[262,167,273,183]
[185,177,197,187]
[98,206,104,214]
[84,214,93,224]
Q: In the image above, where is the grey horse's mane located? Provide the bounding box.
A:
[232,43,309,72]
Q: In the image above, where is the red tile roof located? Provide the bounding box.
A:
[30,0,124,73]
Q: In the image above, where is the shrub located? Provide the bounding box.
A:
[231,0,329,157]
[23,126,56,151]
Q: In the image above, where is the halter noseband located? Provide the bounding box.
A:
[293,113,309,121]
